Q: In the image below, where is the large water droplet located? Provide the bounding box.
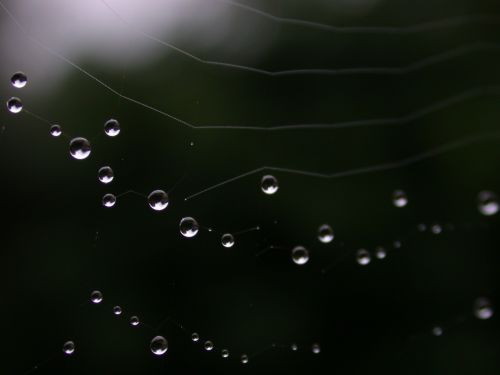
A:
[478,191,499,216]
[150,336,168,356]
[102,194,116,208]
[62,340,75,355]
[292,246,309,265]
[392,190,408,208]
[50,124,62,137]
[261,175,279,195]
[180,217,199,238]
[11,72,27,88]
[473,297,494,320]
[356,249,371,266]
[318,224,334,243]
[221,233,235,248]
[6,97,22,113]
[148,190,169,211]
[90,290,103,304]
[69,137,91,160]
[104,119,120,137]
[98,166,114,184]
[204,340,214,351]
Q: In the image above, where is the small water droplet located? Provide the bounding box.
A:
[417,223,427,232]
[261,175,279,195]
[113,306,122,315]
[90,290,103,304]
[292,246,309,265]
[11,72,27,88]
[221,349,229,358]
[432,326,443,336]
[150,336,168,355]
[311,343,321,354]
[69,137,91,160]
[191,332,199,342]
[221,233,235,248]
[356,249,371,266]
[62,340,75,355]
[130,316,140,326]
[474,297,494,320]
[204,340,214,351]
[98,166,114,184]
[104,119,120,137]
[392,190,408,208]
[241,354,249,364]
[431,224,442,235]
[148,190,169,211]
[318,224,334,244]
[375,246,386,259]
[291,343,298,351]
[50,124,62,137]
[478,191,499,216]
[6,97,22,113]
[102,193,116,208]
[180,217,199,238]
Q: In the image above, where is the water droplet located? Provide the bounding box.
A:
[291,343,298,351]
[221,233,235,248]
[221,349,229,358]
[261,175,279,195]
[69,137,91,160]
[356,249,371,266]
[6,97,22,113]
[150,336,168,356]
[113,306,122,315]
[98,166,114,184]
[292,246,309,265]
[130,316,140,326]
[62,340,75,355]
[104,119,120,137]
[317,224,334,243]
[478,191,499,216]
[180,217,199,238]
[417,223,427,232]
[473,297,494,320]
[431,224,442,235]
[375,246,386,260]
[11,72,27,88]
[50,124,62,137]
[312,343,321,354]
[148,190,169,211]
[191,332,199,342]
[90,290,103,304]
[392,190,408,208]
[102,193,116,208]
[204,340,214,351]
[432,326,443,336]
[241,354,249,364]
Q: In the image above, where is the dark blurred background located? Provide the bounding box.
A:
[1,0,500,373]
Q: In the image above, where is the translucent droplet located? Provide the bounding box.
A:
[90,290,103,304]
[191,332,199,342]
[431,224,442,235]
[130,316,140,326]
[69,137,91,160]
[473,297,494,320]
[356,249,371,266]
[312,343,321,354]
[6,97,22,113]
[291,343,298,351]
[11,71,27,88]
[221,233,235,248]
[432,326,443,336]
[417,223,427,232]
[204,340,214,351]
[180,217,199,238]
[148,190,169,211]
[318,224,334,243]
[50,124,62,137]
[113,306,122,315]
[261,175,279,195]
[392,189,408,208]
[150,336,168,356]
[98,166,114,184]
[62,340,75,355]
[241,354,249,364]
[102,193,116,208]
[393,240,402,249]
[292,246,309,265]
[375,246,387,260]
[221,349,229,358]
[478,191,499,216]
[104,119,120,137]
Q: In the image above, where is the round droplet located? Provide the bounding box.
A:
[6,97,22,113]
[221,233,235,248]
[417,223,427,232]
[90,290,103,304]
[292,246,309,265]
[180,217,199,238]
[113,306,122,315]
[473,297,494,320]
[130,316,140,326]
[50,124,62,137]
[291,343,298,351]
[312,343,321,354]
[356,249,371,266]
[104,119,120,137]
[102,193,116,208]
[375,246,387,260]
[241,354,249,364]
[11,71,27,88]
[150,336,168,356]
[432,326,443,336]
[478,191,499,216]
[392,189,408,208]
[221,349,229,358]
[191,332,199,342]
[69,137,91,160]
[431,224,442,235]
[148,190,169,211]
[98,166,114,184]
[62,340,75,355]
[261,175,279,195]
[318,224,334,243]
[204,340,214,351]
